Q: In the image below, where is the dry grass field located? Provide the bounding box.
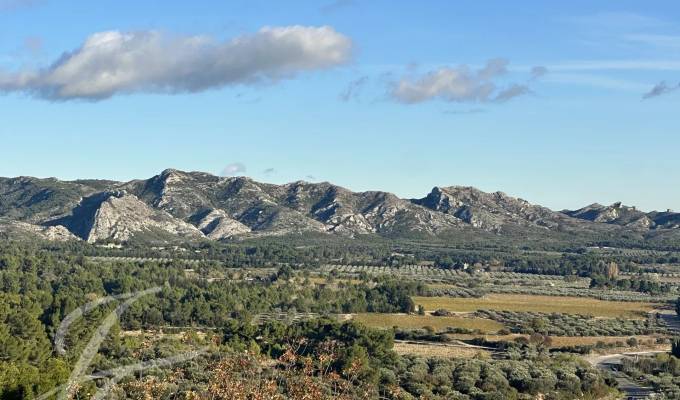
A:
[352,313,503,333]
[412,294,657,318]
[547,335,659,347]
[393,342,491,358]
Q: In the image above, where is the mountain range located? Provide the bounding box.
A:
[0,169,678,246]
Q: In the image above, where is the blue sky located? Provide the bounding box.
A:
[0,1,679,211]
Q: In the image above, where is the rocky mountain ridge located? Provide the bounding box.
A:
[0,169,678,244]
[564,202,680,230]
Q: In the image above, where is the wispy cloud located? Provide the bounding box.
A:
[494,84,532,102]
[263,168,276,175]
[339,75,368,101]
[547,60,680,72]
[390,58,538,104]
[0,0,42,12]
[642,81,680,99]
[543,73,650,92]
[530,66,548,80]
[221,163,247,177]
[563,12,680,55]
[624,33,680,49]
[0,26,353,101]
[22,36,43,54]
[565,12,666,30]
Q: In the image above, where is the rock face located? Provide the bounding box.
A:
[84,192,202,243]
[564,202,655,229]
[44,190,202,242]
[0,176,112,222]
[0,168,678,244]
[413,186,573,232]
[192,209,251,239]
[0,220,79,241]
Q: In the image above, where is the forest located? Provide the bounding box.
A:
[0,242,622,399]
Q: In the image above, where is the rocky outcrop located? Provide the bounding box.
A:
[0,220,79,241]
[413,186,570,232]
[1,168,679,244]
[85,192,202,243]
[45,191,202,243]
[193,208,251,239]
[565,202,656,229]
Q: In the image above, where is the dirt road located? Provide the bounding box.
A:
[588,351,665,399]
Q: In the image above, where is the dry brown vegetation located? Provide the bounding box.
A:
[392,342,491,358]
[352,313,503,333]
[412,294,658,318]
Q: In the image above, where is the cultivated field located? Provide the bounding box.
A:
[442,333,665,349]
[352,313,503,333]
[392,341,491,358]
[413,294,658,318]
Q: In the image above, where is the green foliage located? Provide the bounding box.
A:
[621,352,680,397]
[672,337,680,358]
[0,243,620,399]
[476,310,664,337]
[395,354,610,399]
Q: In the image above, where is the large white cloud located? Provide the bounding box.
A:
[390,59,535,104]
[0,26,352,100]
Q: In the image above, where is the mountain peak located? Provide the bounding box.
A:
[2,170,679,244]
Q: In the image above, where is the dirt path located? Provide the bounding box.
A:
[587,351,665,399]
[653,308,680,333]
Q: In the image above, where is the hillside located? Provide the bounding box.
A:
[1,169,679,247]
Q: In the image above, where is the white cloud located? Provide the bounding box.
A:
[221,163,247,177]
[390,59,533,104]
[0,26,352,101]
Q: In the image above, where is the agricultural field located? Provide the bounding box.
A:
[317,264,680,301]
[320,264,584,283]
[352,313,503,333]
[392,341,492,358]
[412,293,659,318]
[474,310,664,336]
[441,333,664,348]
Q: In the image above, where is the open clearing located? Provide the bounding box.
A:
[352,313,503,333]
[393,342,491,358]
[412,294,658,318]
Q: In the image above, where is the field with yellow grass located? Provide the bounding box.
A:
[412,294,657,318]
[392,342,491,358]
[352,313,503,333]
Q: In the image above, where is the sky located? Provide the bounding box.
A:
[0,0,679,212]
